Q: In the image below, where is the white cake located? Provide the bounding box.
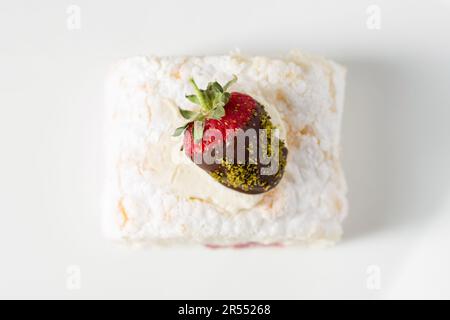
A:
[103,51,347,247]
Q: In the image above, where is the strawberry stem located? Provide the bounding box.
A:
[173,76,238,140]
[189,78,209,112]
[223,75,238,92]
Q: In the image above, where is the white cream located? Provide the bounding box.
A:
[139,91,287,215]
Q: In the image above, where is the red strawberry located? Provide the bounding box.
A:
[183,92,257,158]
[173,76,288,194]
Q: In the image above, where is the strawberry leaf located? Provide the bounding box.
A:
[209,106,225,119]
[193,121,205,142]
[178,108,196,120]
[207,82,224,94]
[185,95,199,104]
[190,79,209,111]
[195,114,206,122]
[201,89,212,110]
[212,92,229,110]
[223,75,237,92]
[173,124,189,137]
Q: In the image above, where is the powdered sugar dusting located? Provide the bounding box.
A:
[103,51,347,246]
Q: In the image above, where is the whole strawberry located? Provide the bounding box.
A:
[174,76,288,194]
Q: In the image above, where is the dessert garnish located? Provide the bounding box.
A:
[173,76,288,194]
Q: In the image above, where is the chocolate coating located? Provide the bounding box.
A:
[196,103,288,194]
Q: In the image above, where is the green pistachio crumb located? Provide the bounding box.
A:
[209,110,287,192]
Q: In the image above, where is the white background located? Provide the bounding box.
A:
[0,0,450,299]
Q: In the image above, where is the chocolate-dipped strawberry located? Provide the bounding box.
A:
[173,76,288,194]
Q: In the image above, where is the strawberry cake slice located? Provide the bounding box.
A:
[103,51,347,247]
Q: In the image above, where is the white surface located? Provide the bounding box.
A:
[0,0,449,299]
